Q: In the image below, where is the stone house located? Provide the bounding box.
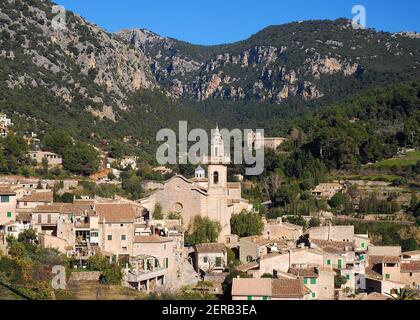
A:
[238,236,275,263]
[311,183,345,200]
[132,235,176,282]
[194,243,228,273]
[17,190,54,210]
[289,266,335,300]
[263,218,303,241]
[96,203,136,260]
[28,151,63,166]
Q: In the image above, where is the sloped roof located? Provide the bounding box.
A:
[289,267,318,278]
[95,203,135,223]
[19,191,53,203]
[0,185,16,195]
[271,278,310,299]
[401,261,420,273]
[195,243,226,253]
[232,278,272,297]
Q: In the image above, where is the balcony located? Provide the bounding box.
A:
[124,268,167,282]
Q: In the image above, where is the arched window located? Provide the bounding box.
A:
[213,171,219,184]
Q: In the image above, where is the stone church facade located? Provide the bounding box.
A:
[141,128,251,242]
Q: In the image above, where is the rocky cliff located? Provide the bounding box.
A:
[117,19,419,105]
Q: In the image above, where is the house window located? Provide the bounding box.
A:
[326,259,331,265]
[107,235,112,241]
[385,274,390,279]
[7,212,12,218]
[1,195,10,203]
[203,257,208,263]
[216,257,222,268]
[311,293,316,299]
[213,172,219,184]
[247,296,253,301]
[121,235,126,241]
[38,215,41,224]
[346,275,350,280]
[310,278,317,285]
[262,296,269,301]
[361,243,365,248]
[164,258,169,268]
[304,278,308,285]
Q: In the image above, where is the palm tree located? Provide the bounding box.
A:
[387,288,418,300]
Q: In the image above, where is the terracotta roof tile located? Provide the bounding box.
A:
[19,191,53,203]
[401,261,420,273]
[271,278,308,299]
[0,185,16,195]
[232,278,272,297]
[95,203,135,223]
[195,243,226,253]
[289,267,319,278]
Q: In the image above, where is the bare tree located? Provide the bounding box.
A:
[264,174,283,203]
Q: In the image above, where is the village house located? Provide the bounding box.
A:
[232,278,311,300]
[133,236,175,276]
[0,113,12,127]
[96,203,137,261]
[120,156,138,170]
[152,166,173,176]
[289,266,335,300]
[194,243,228,274]
[239,236,280,264]
[311,183,345,200]
[0,185,17,242]
[28,151,63,166]
[17,190,54,210]
[263,218,303,241]
[246,132,288,151]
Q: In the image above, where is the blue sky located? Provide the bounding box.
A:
[54,0,420,45]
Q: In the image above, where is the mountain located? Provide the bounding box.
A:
[117,20,420,105]
[0,0,211,156]
[0,0,419,158]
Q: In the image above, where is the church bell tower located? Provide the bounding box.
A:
[203,126,231,242]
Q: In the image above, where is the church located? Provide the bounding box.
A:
[140,127,251,242]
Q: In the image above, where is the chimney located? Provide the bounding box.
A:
[328,222,332,241]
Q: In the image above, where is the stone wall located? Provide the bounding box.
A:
[70,271,102,281]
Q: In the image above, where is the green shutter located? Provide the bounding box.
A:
[1,196,10,203]
[216,257,222,267]
[262,296,268,301]
[361,243,365,248]
[247,296,253,301]
[107,235,112,241]
[386,274,390,279]
[7,211,12,218]
[346,275,350,280]
[121,235,126,241]
[312,293,316,299]
[304,278,308,284]
[338,259,342,269]
[327,259,331,265]
[310,278,317,285]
